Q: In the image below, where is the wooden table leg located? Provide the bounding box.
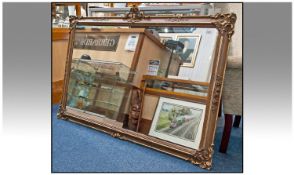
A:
[219,114,233,153]
[233,115,242,128]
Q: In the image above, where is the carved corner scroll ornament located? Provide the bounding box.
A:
[69,16,81,29]
[124,5,150,23]
[212,13,237,40]
[189,145,214,169]
[57,105,68,120]
[211,75,223,112]
[111,132,128,141]
[111,132,121,138]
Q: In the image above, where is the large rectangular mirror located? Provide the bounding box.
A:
[58,8,236,169]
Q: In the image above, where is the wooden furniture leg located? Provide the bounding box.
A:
[233,115,241,128]
[218,97,222,118]
[219,114,233,153]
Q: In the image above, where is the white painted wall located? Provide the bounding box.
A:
[213,3,242,58]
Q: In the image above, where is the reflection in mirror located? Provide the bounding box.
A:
[66,26,218,134]
[150,27,219,82]
[145,77,208,97]
[66,57,135,123]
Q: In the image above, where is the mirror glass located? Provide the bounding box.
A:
[66,58,134,123]
[144,78,208,97]
[65,25,219,148]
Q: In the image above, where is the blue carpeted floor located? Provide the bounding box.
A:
[52,104,242,172]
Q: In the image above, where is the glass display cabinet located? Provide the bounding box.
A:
[67,58,135,123]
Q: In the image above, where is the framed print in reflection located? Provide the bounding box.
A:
[176,34,201,68]
[149,97,206,149]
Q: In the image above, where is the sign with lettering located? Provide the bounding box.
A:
[147,60,160,76]
[74,33,120,51]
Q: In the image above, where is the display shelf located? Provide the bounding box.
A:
[71,59,135,83]
[140,75,209,105]
[142,75,209,87]
[143,88,207,104]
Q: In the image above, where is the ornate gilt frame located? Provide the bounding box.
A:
[58,7,236,170]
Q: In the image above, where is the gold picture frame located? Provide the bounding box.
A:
[57,6,237,170]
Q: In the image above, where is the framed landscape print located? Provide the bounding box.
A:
[149,97,206,149]
[176,34,201,68]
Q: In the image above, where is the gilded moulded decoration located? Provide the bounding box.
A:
[212,13,237,40]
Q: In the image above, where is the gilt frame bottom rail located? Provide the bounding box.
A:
[58,108,214,170]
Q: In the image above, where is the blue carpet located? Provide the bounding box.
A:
[52,104,242,172]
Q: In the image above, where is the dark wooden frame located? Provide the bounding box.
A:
[58,7,236,169]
